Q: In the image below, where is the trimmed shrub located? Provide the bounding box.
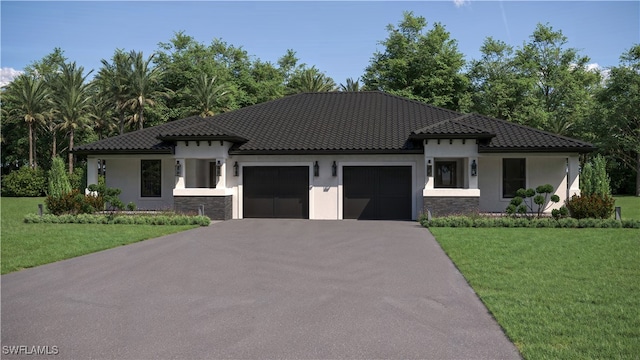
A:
[419,215,635,229]
[566,194,615,219]
[24,213,211,226]
[581,154,611,197]
[505,184,560,218]
[48,156,72,198]
[1,167,47,197]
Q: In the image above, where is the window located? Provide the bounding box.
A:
[141,160,162,197]
[435,161,458,188]
[503,158,526,198]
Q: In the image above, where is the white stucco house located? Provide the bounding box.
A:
[73,91,593,220]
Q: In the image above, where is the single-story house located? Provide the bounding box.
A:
[74,91,594,220]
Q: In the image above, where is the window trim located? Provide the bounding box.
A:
[502,158,526,198]
[141,159,162,198]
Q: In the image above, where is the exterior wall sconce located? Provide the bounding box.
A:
[332,161,337,177]
[471,159,478,176]
[175,160,182,177]
[216,160,222,177]
[233,162,239,177]
[314,161,319,177]
[427,159,433,177]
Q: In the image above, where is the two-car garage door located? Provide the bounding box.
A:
[242,165,412,220]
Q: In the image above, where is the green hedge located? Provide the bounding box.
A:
[419,215,640,229]
[1,167,47,197]
[24,213,211,226]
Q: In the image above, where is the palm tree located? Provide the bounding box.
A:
[50,62,93,174]
[3,74,49,168]
[184,74,230,117]
[124,51,166,130]
[89,94,117,140]
[339,77,362,92]
[288,67,336,93]
[96,50,132,135]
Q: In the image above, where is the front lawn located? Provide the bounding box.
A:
[614,195,640,220]
[431,227,639,360]
[1,197,197,274]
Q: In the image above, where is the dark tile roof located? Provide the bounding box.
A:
[461,114,594,153]
[410,115,495,139]
[74,91,594,155]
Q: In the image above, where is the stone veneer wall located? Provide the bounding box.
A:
[174,196,232,220]
[423,196,480,217]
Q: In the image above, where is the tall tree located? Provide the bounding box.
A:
[468,38,528,121]
[96,50,133,134]
[593,45,640,195]
[363,11,470,111]
[49,62,93,174]
[287,67,336,93]
[339,78,362,92]
[3,74,49,168]
[183,74,230,117]
[124,51,165,130]
[514,24,600,135]
[89,93,117,140]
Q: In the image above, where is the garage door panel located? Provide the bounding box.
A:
[344,166,411,220]
[244,166,309,219]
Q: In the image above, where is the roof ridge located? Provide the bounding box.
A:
[411,114,490,135]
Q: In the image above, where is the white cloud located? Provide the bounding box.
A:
[453,0,470,8]
[586,63,611,82]
[0,67,24,87]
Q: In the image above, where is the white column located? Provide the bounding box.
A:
[175,158,185,189]
[469,156,479,190]
[425,156,434,190]
[86,157,98,186]
[568,155,581,198]
[217,159,227,189]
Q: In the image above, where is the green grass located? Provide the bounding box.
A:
[1,197,197,274]
[614,195,640,220]
[431,227,640,359]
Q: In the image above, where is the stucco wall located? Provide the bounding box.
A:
[478,154,577,213]
[95,155,175,210]
[88,150,579,219]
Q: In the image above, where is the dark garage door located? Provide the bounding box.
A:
[243,166,309,219]
[343,166,412,220]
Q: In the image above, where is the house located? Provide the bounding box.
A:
[73,91,594,220]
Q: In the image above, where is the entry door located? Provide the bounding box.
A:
[243,166,309,219]
[343,166,412,220]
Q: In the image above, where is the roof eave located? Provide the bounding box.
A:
[72,148,175,156]
[157,135,248,143]
[409,134,496,140]
[479,146,596,154]
[228,149,424,155]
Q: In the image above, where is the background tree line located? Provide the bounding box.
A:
[1,12,638,195]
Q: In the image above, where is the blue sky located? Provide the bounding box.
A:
[1,1,639,86]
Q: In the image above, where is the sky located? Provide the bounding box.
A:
[1,1,639,87]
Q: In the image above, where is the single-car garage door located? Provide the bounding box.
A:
[243,166,309,219]
[343,166,412,220]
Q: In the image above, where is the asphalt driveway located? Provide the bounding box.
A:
[2,220,520,359]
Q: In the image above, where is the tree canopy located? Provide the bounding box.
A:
[0,16,637,194]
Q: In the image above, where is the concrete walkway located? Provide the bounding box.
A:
[1,220,520,359]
